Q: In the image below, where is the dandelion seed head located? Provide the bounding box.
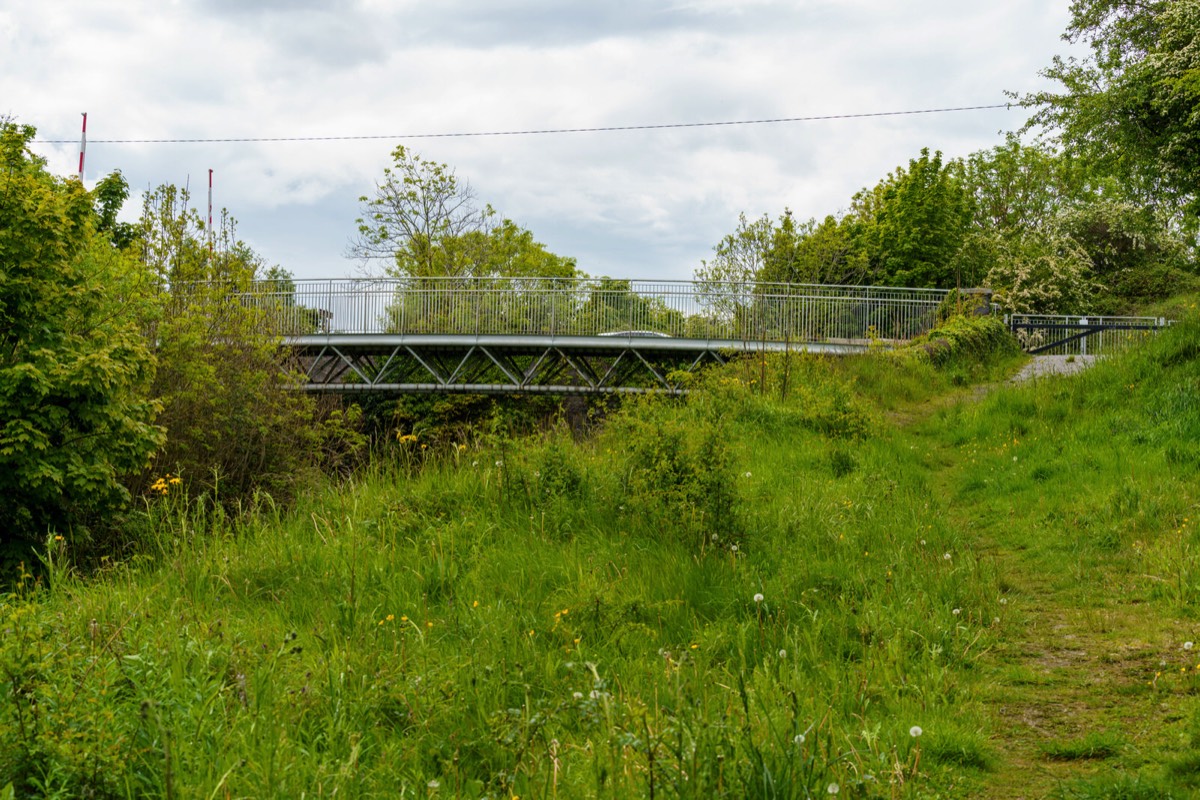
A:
[827,783,840,795]
[753,593,764,603]
[778,649,787,659]
[1186,641,1195,651]
[943,553,952,561]
[952,608,961,616]
[793,733,805,744]
[910,725,923,738]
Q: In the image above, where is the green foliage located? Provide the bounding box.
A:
[982,229,1101,314]
[0,122,162,556]
[353,145,578,281]
[904,313,1022,369]
[854,148,972,289]
[136,185,323,506]
[609,396,742,545]
[1020,0,1200,222]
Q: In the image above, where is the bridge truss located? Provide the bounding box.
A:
[291,334,864,395]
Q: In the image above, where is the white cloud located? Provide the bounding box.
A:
[10,0,1078,281]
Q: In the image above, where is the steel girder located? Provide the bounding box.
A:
[287,335,866,395]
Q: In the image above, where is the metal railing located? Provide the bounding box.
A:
[1007,314,1170,355]
[176,277,950,344]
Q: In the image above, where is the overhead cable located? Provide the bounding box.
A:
[35,103,1010,144]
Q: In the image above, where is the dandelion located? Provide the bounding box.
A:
[495,460,504,468]
[1186,642,1195,651]
[754,593,764,604]
[793,733,805,745]
[711,533,719,542]
[573,692,583,700]
[910,725,923,738]
[473,600,479,608]
[827,783,840,795]
[400,615,408,622]
[778,649,787,659]
[427,779,440,789]
[952,608,961,616]
[943,553,952,561]
[426,621,433,629]
[744,471,752,478]
[689,643,699,650]
[731,544,739,553]
[999,598,1007,605]
[920,539,926,546]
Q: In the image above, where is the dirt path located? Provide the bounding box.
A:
[1008,355,1100,383]
[908,363,1190,797]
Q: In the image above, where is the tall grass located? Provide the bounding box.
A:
[7,313,1200,797]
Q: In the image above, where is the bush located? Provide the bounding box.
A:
[0,123,161,574]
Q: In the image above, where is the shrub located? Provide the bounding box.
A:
[0,123,161,573]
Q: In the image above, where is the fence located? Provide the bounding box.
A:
[180,277,949,344]
[1007,314,1170,355]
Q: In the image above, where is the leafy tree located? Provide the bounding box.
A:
[1019,0,1200,219]
[982,230,1100,314]
[853,148,972,288]
[961,136,1098,235]
[757,213,873,286]
[136,185,324,504]
[693,212,773,322]
[352,145,578,283]
[0,122,162,553]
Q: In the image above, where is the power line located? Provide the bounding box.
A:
[35,103,1010,144]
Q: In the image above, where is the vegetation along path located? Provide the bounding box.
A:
[901,339,1200,798]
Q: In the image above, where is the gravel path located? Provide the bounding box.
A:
[1010,354,1099,383]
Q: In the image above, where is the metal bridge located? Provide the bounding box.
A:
[219,277,950,394]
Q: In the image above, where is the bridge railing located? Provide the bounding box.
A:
[1007,314,1170,355]
[176,277,950,344]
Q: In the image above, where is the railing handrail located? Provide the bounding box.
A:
[169,276,952,344]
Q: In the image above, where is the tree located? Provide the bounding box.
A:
[757,213,873,286]
[352,145,579,284]
[0,122,162,552]
[137,185,322,504]
[351,145,493,277]
[961,136,1098,235]
[1019,0,1200,219]
[694,213,774,322]
[853,148,972,288]
[984,230,1100,314]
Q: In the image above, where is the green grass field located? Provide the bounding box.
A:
[4,312,1200,798]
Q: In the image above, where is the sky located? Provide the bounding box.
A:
[5,1,1077,282]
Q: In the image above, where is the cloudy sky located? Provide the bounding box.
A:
[6,1,1076,281]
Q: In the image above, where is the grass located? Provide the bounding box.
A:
[4,312,1200,797]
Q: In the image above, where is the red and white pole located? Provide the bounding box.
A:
[78,112,87,181]
[208,169,214,253]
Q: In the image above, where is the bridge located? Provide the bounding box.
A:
[229,277,949,395]
[198,277,1169,394]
